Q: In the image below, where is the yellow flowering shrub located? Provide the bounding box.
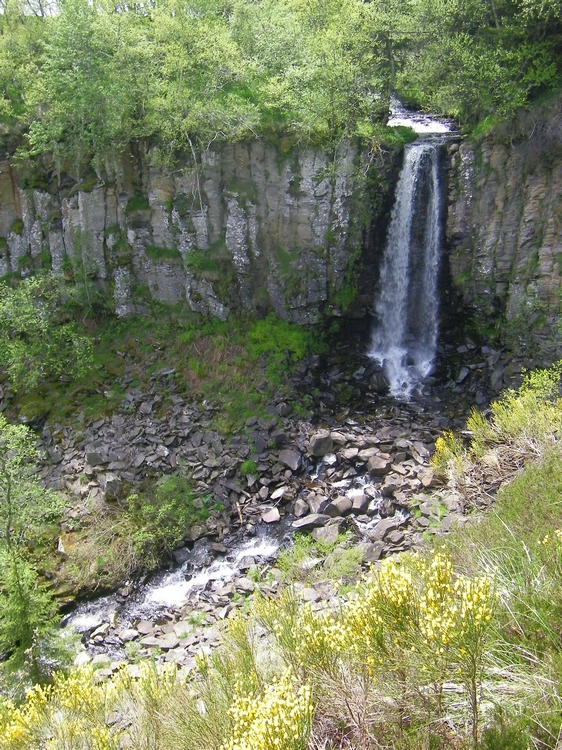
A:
[0,667,118,749]
[221,669,312,750]
[0,662,183,750]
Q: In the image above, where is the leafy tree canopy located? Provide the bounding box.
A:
[0,0,560,167]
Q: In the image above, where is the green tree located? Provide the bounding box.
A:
[0,415,66,688]
[0,275,93,392]
[0,414,62,551]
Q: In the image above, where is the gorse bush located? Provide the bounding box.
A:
[0,551,504,749]
[432,360,562,505]
[258,553,496,745]
[221,670,312,750]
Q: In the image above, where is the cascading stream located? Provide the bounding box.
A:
[369,109,451,400]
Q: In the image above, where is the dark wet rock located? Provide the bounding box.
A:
[172,547,191,566]
[367,454,393,477]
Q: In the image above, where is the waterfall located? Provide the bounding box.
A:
[368,137,446,399]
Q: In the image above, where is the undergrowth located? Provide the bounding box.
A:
[57,475,214,594]
[5,302,321,433]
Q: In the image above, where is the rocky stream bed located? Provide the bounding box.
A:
[25,335,534,677]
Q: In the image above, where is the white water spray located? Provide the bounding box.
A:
[369,108,450,399]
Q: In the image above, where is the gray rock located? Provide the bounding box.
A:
[293,498,309,518]
[351,493,370,514]
[311,523,341,545]
[292,513,331,531]
[359,541,385,564]
[99,473,122,501]
[308,495,329,514]
[262,507,281,524]
[278,449,301,472]
[325,496,352,517]
[86,451,105,466]
[367,454,393,477]
[387,530,405,545]
[370,517,401,541]
[119,629,139,643]
[310,430,334,457]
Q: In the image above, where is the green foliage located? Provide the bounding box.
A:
[277,532,362,583]
[240,459,258,476]
[0,418,69,692]
[145,245,182,262]
[0,275,94,392]
[433,361,562,488]
[247,314,310,363]
[9,219,23,236]
[246,313,320,384]
[0,551,63,689]
[1,0,560,165]
[0,415,63,551]
[125,195,151,214]
[124,476,208,566]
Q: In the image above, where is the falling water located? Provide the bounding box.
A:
[368,109,451,399]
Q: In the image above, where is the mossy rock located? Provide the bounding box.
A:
[18,394,50,424]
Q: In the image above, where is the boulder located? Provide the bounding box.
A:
[278,449,301,472]
[311,522,341,545]
[292,513,331,531]
[310,430,334,457]
[351,493,370,514]
[99,473,123,501]
[293,498,309,518]
[359,541,385,564]
[307,495,329,514]
[325,496,352,517]
[367,454,393,477]
[262,507,280,524]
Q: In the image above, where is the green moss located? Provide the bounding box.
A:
[287,174,306,199]
[332,283,358,311]
[174,193,194,217]
[273,246,300,274]
[240,459,258,476]
[469,114,500,139]
[145,244,181,261]
[0,237,8,251]
[225,177,259,206]
[10,218,24,236]
[125,195,150,214]
[185,235,236,298]
[69,177,99,195]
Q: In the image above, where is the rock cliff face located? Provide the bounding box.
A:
[0,140,396,325]
[446,94,562,349]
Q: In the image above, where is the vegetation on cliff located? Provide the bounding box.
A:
[0,0,561,170]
